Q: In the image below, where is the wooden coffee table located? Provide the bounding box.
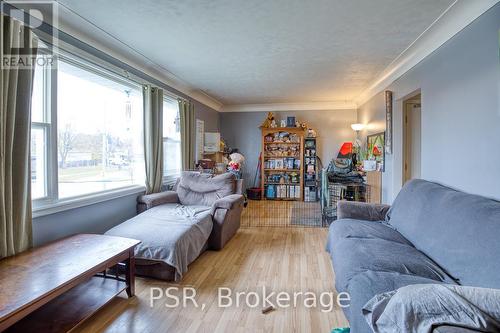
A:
[0,234,140,332]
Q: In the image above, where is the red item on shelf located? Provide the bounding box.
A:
[339,142,353,156]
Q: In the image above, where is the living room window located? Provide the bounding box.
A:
[162,96,181,180]
[57,59,144,198]
[31,52,145,211]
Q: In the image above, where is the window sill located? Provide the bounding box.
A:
[32,185,146,218]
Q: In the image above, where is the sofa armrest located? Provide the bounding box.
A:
[210,194,244,215]
[337,200,390,221]
[137,191,179,213]
[433,326,482,333]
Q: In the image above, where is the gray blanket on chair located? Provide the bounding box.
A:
[363,284,500,333]
[105,203,213,281]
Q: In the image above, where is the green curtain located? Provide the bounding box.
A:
[143,85,163,194]
[179,99,195,170]
[1,15,37,258]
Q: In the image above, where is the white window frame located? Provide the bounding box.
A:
[32,51,147,218]
[31,51,58,205]
[162,95,182,185]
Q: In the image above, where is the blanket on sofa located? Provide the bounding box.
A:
[105,203,213,281]
[363,284,500,333]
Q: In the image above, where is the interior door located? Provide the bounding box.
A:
[403,99,421,183]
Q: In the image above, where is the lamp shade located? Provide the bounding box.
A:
[351,123,365,131]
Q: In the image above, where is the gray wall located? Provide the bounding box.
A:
[220,109,357,189]
[194,100,220,131]
[33,193,139,246]
[358,3,500,203]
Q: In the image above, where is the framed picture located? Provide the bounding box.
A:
[287,116,296,127]
[385,90,393,154]
[367,132,385,172]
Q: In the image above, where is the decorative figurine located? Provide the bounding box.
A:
[261,112,275,128]
[307,128,317,137]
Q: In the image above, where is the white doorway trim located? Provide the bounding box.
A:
[389,89,421,202]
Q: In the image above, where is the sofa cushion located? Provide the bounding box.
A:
[363,284,500,333]
[387,179,500,288]
[177,172,236,206]
[333,238,453,293]
[327,221,454,293]
[346,271,449,333]
[326,219,412,248]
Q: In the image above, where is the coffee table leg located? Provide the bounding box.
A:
[125,249,135,297]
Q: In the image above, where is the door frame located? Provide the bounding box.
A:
[389,89,421,201]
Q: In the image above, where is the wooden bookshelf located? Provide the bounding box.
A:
[261,127,305,200]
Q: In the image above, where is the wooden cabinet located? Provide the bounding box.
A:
[366,171,382,204]
[202,151,225,163]
[261,127,305,200]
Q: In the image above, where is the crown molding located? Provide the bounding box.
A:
[221,101,357,112]
[52,3,223,111]
[355,0,500,107]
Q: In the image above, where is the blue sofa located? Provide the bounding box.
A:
[326,179,500,333]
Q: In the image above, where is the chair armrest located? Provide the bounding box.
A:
[337,200,390,221]
[137,191,179,211]
[235,179,244,195]
[211,194,244,215]
[209,194,245,250]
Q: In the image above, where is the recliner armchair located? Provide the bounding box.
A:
[105,172,245,281]
[137,177,245,250]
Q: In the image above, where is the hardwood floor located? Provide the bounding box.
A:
[73,227,347,333]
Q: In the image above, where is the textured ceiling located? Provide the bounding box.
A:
[58,0,454,105]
